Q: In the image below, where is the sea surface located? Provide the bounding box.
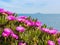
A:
[19,14,60,31]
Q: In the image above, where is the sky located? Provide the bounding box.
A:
[0,0,60,14]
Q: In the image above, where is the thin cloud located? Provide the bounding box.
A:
[0,0,60,14]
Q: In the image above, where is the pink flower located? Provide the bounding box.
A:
[49,29,57,35]
[2,28,13,37]
[42,28,49,33]
[25,20,33,26]
[20,16,27,19]
[6,15,15,20]
[48,40,55,45]
[35,21,42,27]
[4,28,12,33]
[2,32,9,37]
[5,11,13,15]
[16,26,25,32]
[3,28,12,37]
[11,33,18,39]
[0,8,5,13]
[19,42,26,45]
[16,16,25,22]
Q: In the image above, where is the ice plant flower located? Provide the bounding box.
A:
[57,38,60,45]
[16,26,25,32]
[25,20,33,26]
[49,29,57,35]
[6,15,15,20]
[48,40,55,45]
[3,28,12,36]
[16,16,26,22]
[11,33,18,39]
[0,8,5,13]
[42,28,49,33]
[4,28,12,33]
[35,21,42,27]
[5,11,13,15]
[20,16,27,19]
[19,42,26,45]
[2,32,9,37]
[42,28,57,35]
[2,28,12,37]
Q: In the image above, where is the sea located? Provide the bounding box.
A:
[18,14,60,31]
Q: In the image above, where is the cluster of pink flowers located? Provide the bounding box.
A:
[0,8,13,15]
[1,8,60,45]
[25,20,42,27]
[42,28,57,35]
[2,28,18,39]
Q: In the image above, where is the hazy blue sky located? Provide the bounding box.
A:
[0,0,60,14]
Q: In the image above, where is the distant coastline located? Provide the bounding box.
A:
[18,13,60,15]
